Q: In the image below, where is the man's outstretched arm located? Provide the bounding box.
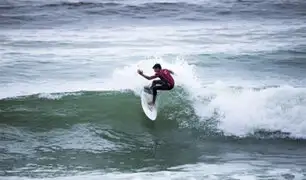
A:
[138,69,157,80]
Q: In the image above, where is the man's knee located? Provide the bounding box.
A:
[151,80,158,88]
[152,80,160,84]
[152,87,158,95]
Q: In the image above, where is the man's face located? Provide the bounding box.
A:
[154,68,160,73]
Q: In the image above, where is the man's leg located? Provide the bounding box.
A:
[150,80,163,89]
[150,81,170,105]
[150,80,163,105]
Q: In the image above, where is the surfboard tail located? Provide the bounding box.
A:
[141,88,157,120]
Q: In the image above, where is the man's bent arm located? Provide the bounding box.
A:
[141,74,157,80]
[168,70,174,75]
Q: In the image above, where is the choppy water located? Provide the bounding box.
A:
[1,0,306,179]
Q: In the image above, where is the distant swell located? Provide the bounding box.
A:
[1,0,305,27]
[43,2,121,8]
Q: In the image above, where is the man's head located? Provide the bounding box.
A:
[152,63,162,72]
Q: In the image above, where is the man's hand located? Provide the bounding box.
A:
[137,69,156,80]
[137,69,143,75]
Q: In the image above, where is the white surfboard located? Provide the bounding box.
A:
[141,87,157,120]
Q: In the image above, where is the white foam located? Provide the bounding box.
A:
[191,82,306,138]
[103,57,202,96]
[37,92,83,100]
[0,79,104,100]
[2,162,304,180]
[0,57,199,99]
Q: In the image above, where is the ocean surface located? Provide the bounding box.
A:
[1,0,306,179]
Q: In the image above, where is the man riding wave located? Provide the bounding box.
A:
[137,63,175,106]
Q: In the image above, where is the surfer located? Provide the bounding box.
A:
[137,63,175,106]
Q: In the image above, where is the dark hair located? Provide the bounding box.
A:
[152,63,162,69]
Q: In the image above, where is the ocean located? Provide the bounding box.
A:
[1,0,306,179]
